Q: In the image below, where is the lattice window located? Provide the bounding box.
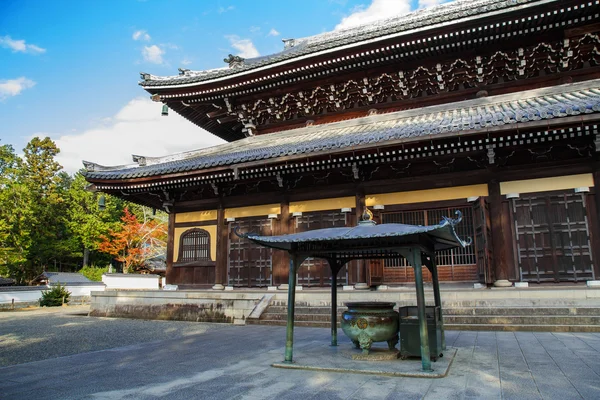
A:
[382,206,476,268]
[178,228,211,262]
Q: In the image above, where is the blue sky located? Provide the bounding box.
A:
[0,0,447,173]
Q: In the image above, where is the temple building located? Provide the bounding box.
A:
[84,0,600,290]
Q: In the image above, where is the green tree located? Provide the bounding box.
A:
[0,143,28,279]
[0,137,79,284]
[66,172,124,267]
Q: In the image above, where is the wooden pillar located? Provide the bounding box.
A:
[285,253,299,363]
[215,204,228,288]
[273,199,290,286]
[411,248,432,372]
[165,212,175,285]
[428,256,445,351]
[355,188,367,288]
[488,180,511,286]
[592,170,600,278]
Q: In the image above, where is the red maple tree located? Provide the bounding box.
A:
[98,208,166,273]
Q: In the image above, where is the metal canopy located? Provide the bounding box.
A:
[241,211,469,372]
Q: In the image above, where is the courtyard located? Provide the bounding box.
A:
[1,307,599,399]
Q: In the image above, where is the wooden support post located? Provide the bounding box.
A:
[215,205,227,287]
[428,255,445,351]
[165,212,175,285]
[593,170,600,278]
[274,200,290,286]
[411,248,432,372]
[331,270,338,346]
[488,180,511,286]
[285,254,298,363]
[328,259,342,347]
[355,189,368,289]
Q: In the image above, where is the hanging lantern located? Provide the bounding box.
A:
[98,195,106,211]
[161,104,169,116]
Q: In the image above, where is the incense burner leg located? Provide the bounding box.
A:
[357,332,373,354]
[387,334,399,351]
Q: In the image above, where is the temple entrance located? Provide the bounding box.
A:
[227,218,273,287]
[511,191,594,283]
[295,210,349,287]
[381,206,478,283]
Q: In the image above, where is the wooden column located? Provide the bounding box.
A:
[273,199,291,285]
[488,180,511,285]
[285,253,299,363]
[355,188,367,288]
[215,204,228,287]
[592,170,600,278]
[165,212,176,285]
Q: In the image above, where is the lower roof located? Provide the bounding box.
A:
[84,79,600,181]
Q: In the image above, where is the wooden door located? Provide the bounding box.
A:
[512,192,594,282]
[473,197,494,284]
[227,218,273,287]
[295,210,348,287]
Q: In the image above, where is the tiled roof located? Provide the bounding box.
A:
[246,213,468,252]
[140,0,539,88]
[84,80,600,181]
[40,272,92,284]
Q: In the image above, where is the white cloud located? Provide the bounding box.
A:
[0,35,46,54]
[335,0,411,30]
[0,77,36,101]
[132,30,151,41]
[142,45,165,64]
[44,97,226,174]
[181,58,192,66]
[249,26,261,33]
[335,0,453,30]
[418,0,451,8]
[268,28,280,37]
[218,5,235,13]
[225,35,259,58]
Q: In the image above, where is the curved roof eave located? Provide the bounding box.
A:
[140,0,549,90]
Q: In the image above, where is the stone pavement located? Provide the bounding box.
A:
[1,311,600,399]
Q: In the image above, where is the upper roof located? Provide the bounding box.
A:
[84,79,600,181]
[140,0,541,88]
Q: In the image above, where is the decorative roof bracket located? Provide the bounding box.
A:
[132,155,147,166]
[224,54,245,69]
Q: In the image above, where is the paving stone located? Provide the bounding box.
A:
[3,308,600,399]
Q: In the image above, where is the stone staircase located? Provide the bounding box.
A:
[246,300,600,332]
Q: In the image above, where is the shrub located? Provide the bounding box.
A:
[40,283,71,307]
[79,265,109,282]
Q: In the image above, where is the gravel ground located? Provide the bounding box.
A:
[0,305,229,368]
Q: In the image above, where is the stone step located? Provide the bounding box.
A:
[443,307,600,316]
[251,302,600,331]
[263,306,346,315]
[443,315,600,325]
[256,313,600,326]
[246,319,600,332]
[258,313,342,322]
[444,324,600,332]
[262,306,600,318]
[246,319,334,328]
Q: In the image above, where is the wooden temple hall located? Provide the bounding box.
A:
[84,0,600,289]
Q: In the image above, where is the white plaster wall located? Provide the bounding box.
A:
[63,284,105,297]
[102,274,160,290]
[0,288,44,304]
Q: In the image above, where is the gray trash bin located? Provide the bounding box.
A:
[398,306,443,361]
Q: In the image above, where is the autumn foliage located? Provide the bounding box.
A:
[98,208,166,273]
